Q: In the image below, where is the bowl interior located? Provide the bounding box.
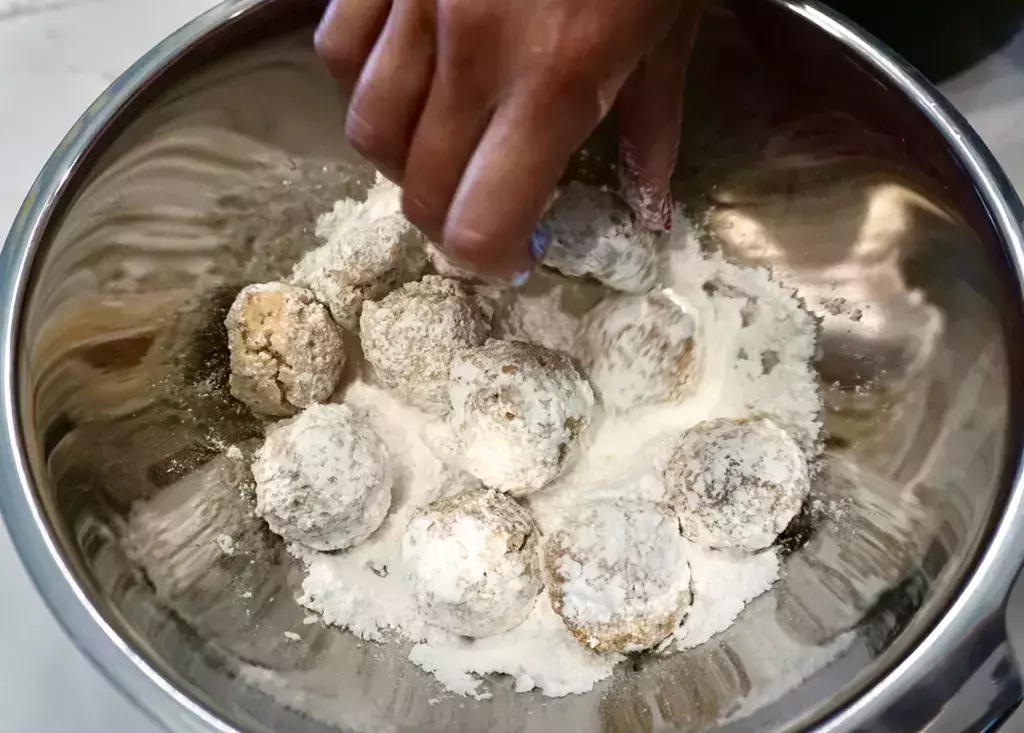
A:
[11,0,1024,731]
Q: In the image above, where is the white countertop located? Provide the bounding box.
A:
[1,2,1022,731]
[0,6,218,732]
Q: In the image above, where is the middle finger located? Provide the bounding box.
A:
[346,0,437,179]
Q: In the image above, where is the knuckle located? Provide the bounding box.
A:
[438,0,495,47]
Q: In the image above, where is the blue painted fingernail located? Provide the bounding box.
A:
[512,270,532,287]
[530,225,551,262]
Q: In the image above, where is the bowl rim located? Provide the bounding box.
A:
[2,1,1024,732]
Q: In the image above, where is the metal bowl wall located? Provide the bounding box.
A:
[2,1,1024,732]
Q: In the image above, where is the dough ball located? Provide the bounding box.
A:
[440,339,596,495]
[579,291,700,412]
[360,276,491,412]
[293,181,427,330]
[663,417,810,551]
[542,183,660,293]
[252,403,392,551]
[545,501,691,653]
[402,489,543,637]
[225,282,345,416]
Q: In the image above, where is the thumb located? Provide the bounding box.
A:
[616,1,704,231]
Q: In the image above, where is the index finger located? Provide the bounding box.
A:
[443,83,608,281]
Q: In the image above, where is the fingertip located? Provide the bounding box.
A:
[443,222,534,280]
[530,225,552,262]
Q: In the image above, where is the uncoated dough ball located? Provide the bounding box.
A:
[293,180,428,331]
[438,340,596,495]
[663,417,810,551]
[579,291,700,413]
[545,501,692,654]
[541,183,660,293]
[252,403,392,551]
[402,489,543,637]
[225,282,346,416]
[360,276,491,413]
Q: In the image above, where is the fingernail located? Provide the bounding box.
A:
[512,270,532,287]
[530,225,551,262]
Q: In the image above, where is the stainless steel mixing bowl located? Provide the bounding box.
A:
[2,0,1024,731]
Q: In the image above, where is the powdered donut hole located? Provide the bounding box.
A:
[545,501,692,654]
[225,282,346,417]
[444,339,596,495]
[292,180,428,331]
[360,276,491,413]
[578,291,700,413]
[541,183,660,293]
[252,404,392,551]
[663,417,810,552]
[402,489,543,637]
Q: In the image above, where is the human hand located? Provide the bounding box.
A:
[315,0,704,281]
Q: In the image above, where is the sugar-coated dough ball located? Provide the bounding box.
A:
[360,276,491,412]
[252,403,392,551]
[579,291,700,412]
[225,282,345,416]
[440,340,596,495]
[542,183,659,293]
[663,417,810,551]
[402,489,543,637]
[293,181,427,330]
[545,501,691,653]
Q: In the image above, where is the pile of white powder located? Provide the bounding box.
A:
[270,187,823,700]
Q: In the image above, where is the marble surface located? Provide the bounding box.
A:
[0,1,1022,731]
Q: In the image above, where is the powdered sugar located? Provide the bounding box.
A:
[670,544,781,650]
[247,185,821,702]
[408,591,622,699]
